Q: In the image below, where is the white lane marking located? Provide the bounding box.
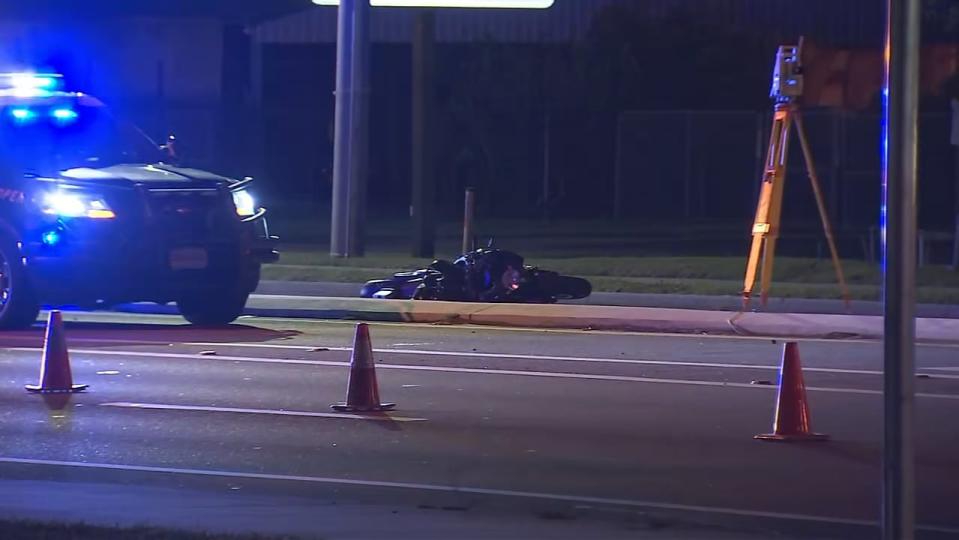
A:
[7,347,959,400]
[5,335,954,380]
[101,402,425,422]
[184,342,959,380]
[0,336,169,346]
[0,457,956,534]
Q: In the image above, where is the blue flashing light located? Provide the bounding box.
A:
[41,230,61,247]
[51,108,78,123]
[10,108,36,122]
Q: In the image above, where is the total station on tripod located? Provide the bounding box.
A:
[741,36,850,308]
[770,42,804,102]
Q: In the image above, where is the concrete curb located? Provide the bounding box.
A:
[117,294,959,342]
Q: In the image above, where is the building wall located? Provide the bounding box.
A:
[0,18,223,103]
[0,18,227,166]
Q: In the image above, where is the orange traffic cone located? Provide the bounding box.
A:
[25,311,88,394]
[332,323,394,412]
[755,342,827,442]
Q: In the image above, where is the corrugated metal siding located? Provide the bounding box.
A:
[253,0,883,46]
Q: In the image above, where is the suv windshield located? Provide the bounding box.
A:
[0,102,161,176]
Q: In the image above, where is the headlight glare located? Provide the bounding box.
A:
[41,191,115,219]
[232,189,256,217]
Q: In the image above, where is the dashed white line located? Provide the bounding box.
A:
[100,402,426,422]
[6,347,959,400]
[184,341,959,380]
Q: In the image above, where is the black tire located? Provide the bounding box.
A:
[177,288,249,326]
[0,237,40,329]
[541,275,592,300]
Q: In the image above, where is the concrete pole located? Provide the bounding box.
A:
[331,0,370,257]
[330,0,355,256]
[347,0,371,256]
[881,0,920,538]
[411,10,436,258]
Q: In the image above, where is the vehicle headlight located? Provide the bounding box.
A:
[41,191,115,219]
[232,189,256,217]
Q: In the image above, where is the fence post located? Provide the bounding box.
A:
[462,187,476,254]
[613,113,624,219]
[831,111,845,229]
[752,110,766,208]
[684,110,693,219]
[952,215,959,270]
[542,112,551,222]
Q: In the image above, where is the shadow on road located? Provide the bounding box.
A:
[0,321,302,349]
[362,411,404,432]
[802,440,880,466]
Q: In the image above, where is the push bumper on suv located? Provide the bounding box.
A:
[23,183,277,307]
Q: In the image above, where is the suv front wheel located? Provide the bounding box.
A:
[177,288,249,326]
[0,238,40,329]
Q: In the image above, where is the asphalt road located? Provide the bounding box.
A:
[1,312,958,539]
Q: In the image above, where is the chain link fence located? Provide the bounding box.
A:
[614,109,956,261]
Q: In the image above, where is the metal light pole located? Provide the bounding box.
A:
[411,10,436,258]
[331,0,371,257]
[881,0,920,538]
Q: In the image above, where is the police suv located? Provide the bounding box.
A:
[0,73,277,329]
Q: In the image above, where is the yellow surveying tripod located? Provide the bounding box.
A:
[742,39,850,308]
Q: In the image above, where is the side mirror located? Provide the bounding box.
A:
[159,134,178,164]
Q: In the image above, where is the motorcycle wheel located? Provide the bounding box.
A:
[541,275,592,300]
[360,280,393,298]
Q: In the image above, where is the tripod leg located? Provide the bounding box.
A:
[744,107,791,307]
[743,226,765,307]
[794,112,851,307]
[757,107,792,307]
[759,234,779,307]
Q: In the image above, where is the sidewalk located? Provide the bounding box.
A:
[116,281,959,342]
[254,280,959,319]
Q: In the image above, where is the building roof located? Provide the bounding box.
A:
[252,0,882,46]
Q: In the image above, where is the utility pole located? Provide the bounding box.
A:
[411,10,436,258]
[881,0,920,538]
[321,0,553,256]
[331,0,371,257]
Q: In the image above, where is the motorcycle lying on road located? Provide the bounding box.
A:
[360,246,591,303]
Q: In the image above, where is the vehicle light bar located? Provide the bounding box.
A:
[0,73,65,96]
